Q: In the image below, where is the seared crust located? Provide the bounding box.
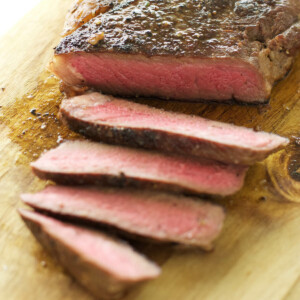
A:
[62,0,118,37]
[56,0,299,58]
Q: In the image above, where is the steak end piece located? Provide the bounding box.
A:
[52,0,300,103]
[30,141,248,196]
[19,209,160,299]
[21,185,225,249]
[59,92,289,165]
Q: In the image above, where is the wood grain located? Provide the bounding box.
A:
[0,1,299,299]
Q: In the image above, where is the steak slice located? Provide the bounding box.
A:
[31,141,247,196]
[19,209,160,299]
[52,0,300,103]
[60,93,289,165]
[21,185,225,249]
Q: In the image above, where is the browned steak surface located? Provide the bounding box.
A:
[62,0,119,37]
[56,0,299,58]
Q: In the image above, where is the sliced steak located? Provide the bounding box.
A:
[60,93,289,165]
[52,0,300,103]
[31,141,247,196]
[21,185,225,249]
[19,209,160,299]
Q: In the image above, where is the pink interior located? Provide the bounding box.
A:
[63,93,286,149]
[32,141,247,195]
[53,53,268,102]
[22,186,225,245]
[20,210,160,280]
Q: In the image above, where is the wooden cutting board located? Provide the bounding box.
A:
[0,1,300,299]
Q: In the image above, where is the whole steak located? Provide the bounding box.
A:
[52,0,300,103]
